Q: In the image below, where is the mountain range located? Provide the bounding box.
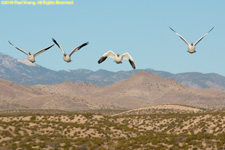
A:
[1,71,225,111]
[1,52,225,92]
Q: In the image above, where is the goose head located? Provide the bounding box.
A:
[28,52,31,55]
[191,42,194,46]
[117,53,120,57]
[63,53,67,57]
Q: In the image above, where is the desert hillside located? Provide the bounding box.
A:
[0,79,105,111]
[35,71,225,109]
[112,104,204,116]
[1,71,225,110]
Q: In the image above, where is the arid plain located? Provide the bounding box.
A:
[0,71,225,149]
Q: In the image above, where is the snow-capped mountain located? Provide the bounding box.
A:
[1,52,225,91]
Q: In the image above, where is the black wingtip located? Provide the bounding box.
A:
[169,26,176,32]
[43,44,55,51]
[80,42,89,48]
[98,56,107,64]
[52,38,56,43]
[52,38,62,49]
[83,42,89,46]
[52,38,59,45]
[97,58,103,64]
[98,58,102,64]
[208,27,214,33]
[129,59,136,70]
[48,44,54,49]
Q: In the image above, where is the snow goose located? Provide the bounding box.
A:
[98,50,136,69]
[8,41,54,63]
[52,38,88,63]
[169,27,214,54]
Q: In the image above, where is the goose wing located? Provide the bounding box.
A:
[52,38,66,55]
[8,41,28,55]
[69,42,89,57]
[194,27,214,46]
[34,44,54,57]
[98,50,116,64]
[121,53,136,69]
[169,27,189,46]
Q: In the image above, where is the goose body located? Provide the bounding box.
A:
[98,50,136,69]
[8,41,54,63]
[52,38,88,63]
[169,27,214,54]
[27,53,35,63]
[62,54,72,62]
[187,43,196,54]
[114,55,123,64]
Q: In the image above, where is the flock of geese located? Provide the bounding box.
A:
[8,27,214,70]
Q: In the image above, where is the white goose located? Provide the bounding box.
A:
[52,38,88,63]
[9,41,54,63]
[98,50,136,69]
[169,27,214,54]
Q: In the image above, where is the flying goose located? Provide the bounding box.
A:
[8,41,54,63]
[52,38,89,63]
[169,27,214,54]
[98,50,136,69]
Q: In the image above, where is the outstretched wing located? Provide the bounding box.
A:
[34,44,54,57]
[121,53,136,69]
[98,50,116,64]
[8,41,28,55]
[52,38,66,54]
[194,27,214,46]
[169,27,189,46]
[69,42,89,57]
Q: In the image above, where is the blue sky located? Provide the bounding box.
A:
[1,0,225,75]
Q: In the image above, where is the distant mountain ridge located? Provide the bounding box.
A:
[1,52,225,91]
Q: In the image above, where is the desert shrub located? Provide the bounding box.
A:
[30,115,36,121]
[1,130,13,137]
